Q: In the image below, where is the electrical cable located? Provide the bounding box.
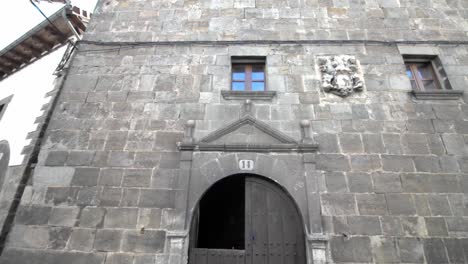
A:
[75,39,468,54]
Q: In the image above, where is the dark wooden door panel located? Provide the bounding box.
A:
[245,177,306,264]
[190,248,245,264]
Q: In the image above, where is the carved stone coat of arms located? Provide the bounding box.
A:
[318,55,364,97]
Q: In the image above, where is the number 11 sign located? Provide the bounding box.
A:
[239,160,254,171]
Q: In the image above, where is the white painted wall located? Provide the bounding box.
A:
[0,1,99,166]
[0,46,67,165]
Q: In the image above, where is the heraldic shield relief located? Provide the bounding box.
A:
[318,55,364,97]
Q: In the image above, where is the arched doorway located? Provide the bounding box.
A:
[189,174,306,264]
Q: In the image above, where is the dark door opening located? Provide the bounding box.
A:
[189,175,306,264]
[196,176,245,249]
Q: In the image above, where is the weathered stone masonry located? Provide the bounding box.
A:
[0,0,467,263]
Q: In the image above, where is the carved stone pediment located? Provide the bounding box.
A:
[178,115,318,153]
[318,55,363,97]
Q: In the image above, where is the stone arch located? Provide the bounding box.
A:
[188,172,307,264]
[187,152,310,234]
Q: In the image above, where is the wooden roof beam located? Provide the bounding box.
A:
[19,43,43,58]
[30,35,54,50]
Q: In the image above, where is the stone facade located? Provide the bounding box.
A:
[0,0,467,263]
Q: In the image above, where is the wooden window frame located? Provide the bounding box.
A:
[231,57,266,92]
[404,56,448,91]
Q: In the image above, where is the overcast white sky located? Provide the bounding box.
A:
[0,1,98,165]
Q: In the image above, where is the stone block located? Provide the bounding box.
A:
[444,238,466,264]
[401,217,427,237]
[160,209,185,231]
[154,132,184,152]
[108,151,135,167]
[44,151,68,166]
[76,187,99,206]
[347,172,373,193]
[98,168,124,186]
[105,253,134,264]
[122,169,151,187]
[80,207,106,228]
[433,105,462,120]
[98,187,122,206]
[339,134,364,153]
[356,194,387,215]
[138,208,162,229]
[413,156,440,173]
[398,238,424,263]
[8,225,49,249]
[159,152,181,169]
[48,227,72,249]
[387,194,416,215]
[71,168,100,186]
[350,155,381,171]
[104,208,138,228]
[425,217,448,236]
[121,230,166,253]
[381,216,404,236]
[314,134,339,153]
[348,216,381,235]
[330,104,352,120]
[401,173,432,193]
[370,237,399,263]
[48,207,79,227]
[68,228,95,251]
[407,119,434,133]
[330,236,372,263]
[67,151,95,166]
[382,155,414,172]
[316,154,350,171]
[121,188,140,207]
[430,174,460,193]
[0,249,105,264]
[413,194,431,216]
[382,134,402,154]
[446,217,468,232]
[402,134,430,155]
[139,189,176,208]
[151,169,178,189]
[325,172,347,192]
[45,187,79,206]
[94,229,122,252]
[351,104,369,119]
[372,172,402,193]
[362,134,384,153]
[15,206,51,225]
[135,152,161,168]
[33,166,75,186]
[321,193,357,215]
[428,195,452,216]
[105,131,128,150]
[441,134,468,155]
[423,238,449,264]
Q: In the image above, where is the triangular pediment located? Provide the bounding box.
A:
[200,115,296,144]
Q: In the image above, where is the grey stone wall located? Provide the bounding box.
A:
[0,0,467,263]
[85,0,468,42]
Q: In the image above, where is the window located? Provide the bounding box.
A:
[404,56,452,91]
[231,57,266,91]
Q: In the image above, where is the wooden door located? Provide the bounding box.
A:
[245,177,306,264]
[189,176,306,264]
